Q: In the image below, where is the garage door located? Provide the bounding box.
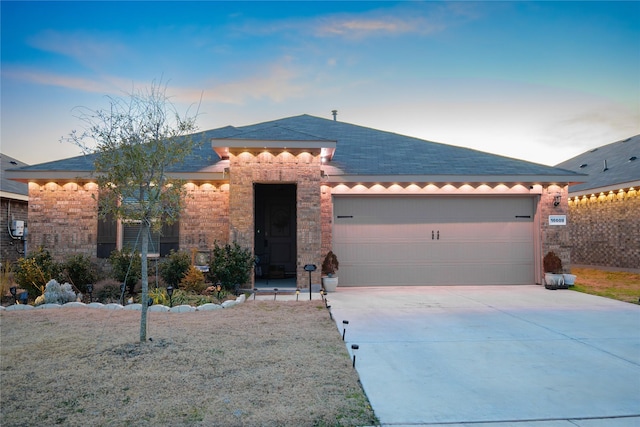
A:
[332,196,535,286]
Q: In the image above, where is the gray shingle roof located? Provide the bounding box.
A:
[1,154,28,196]
[555,135,640,193]
[7,114,583,181]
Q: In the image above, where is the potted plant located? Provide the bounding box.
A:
[321,250,339,292]
[543,251,566,289]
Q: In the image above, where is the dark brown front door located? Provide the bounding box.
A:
[254,184,297,278]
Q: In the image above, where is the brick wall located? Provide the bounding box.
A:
[540,184,571,273]
[568,189,639,269]
[27,182,99,262]
[229,151,323,287]
[180,182,229,252]
[1,198,28,264]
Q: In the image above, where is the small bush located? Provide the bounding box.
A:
[543,251,563,274]
[108,249,141,294]
[208,241,254,290]
[13,248,63,299]
[94,279,124,304]
[180,266,206,293]
[62,254,98,293]
[39,279,76,305]
[159,250,191,287]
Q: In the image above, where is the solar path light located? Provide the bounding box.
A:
[166,286,174,308]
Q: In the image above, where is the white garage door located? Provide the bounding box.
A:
[332,196,535,286]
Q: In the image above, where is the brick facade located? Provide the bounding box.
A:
[20,178,577,286]
[540,184,571,273]
[1,198,28,264]
[27,182,99,261]
[568,189,639,269]
[180,182,229,251]
[228,151,323,287]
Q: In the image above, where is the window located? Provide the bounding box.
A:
[96,192,179,259]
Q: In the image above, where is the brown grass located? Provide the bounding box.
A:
[0,301,377,426]
[571,268,640,304]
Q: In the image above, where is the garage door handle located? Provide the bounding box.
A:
[432,230,434,240]
[437,230,440,240]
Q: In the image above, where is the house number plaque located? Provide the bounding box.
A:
[549,215,567,226]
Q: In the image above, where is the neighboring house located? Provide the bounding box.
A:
[556,135,640,270]
[1,154,29,264]
[6,114,584,287]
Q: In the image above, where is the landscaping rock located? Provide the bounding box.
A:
[5,304,34,311]
[170,304,196,313]
[148,305,170,312]
[35,303,62,309]
[123,304,142,311]
[236,294,246,303]
[196,303,223,311]
[87,302,105,308]
[103,303,124,310]
[63,302,87,308]
[222,300,238,308]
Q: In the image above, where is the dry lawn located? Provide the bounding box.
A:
[0,301,377,427]
[571,267,640,304]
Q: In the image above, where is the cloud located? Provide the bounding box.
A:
[311,2,481,39]
[28,30,129,69]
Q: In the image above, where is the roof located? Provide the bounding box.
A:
[1,154,28,199]
[6,114,583,184]
[554,135,640,194]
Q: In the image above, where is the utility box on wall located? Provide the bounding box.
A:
[11,220,25,237]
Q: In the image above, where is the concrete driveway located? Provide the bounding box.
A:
[327,285,640,427]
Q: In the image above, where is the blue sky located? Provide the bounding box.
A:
[2,1,638,166]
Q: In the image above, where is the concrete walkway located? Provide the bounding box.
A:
[326,286,640,427]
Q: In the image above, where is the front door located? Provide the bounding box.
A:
[254,184,297,279]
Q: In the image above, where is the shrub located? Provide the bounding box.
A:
[39,279,77,305]
[62,254,98,293]
[543,251,563,274]
[13,248,63,299]
[159,250,191,287]
[321,251,339,276]
[207,242,254,291]
[180,266,206,293]
[94,279,123,304]
[108,248,141,294]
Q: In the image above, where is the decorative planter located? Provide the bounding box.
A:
[563,274,577,286]
[544,273,565,290]
[322,276,339,292]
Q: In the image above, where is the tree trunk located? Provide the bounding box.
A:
[139,220,149,342]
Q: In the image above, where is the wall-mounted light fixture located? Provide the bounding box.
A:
[553,193,561,207]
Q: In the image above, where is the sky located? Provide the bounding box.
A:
[1,1,639,167]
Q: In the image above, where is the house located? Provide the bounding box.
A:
[5,114,584,287]
[555,135,640,270]
[1,154,29,264]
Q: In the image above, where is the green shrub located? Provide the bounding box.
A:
[108,248,141,294]
[13,248,63,298]
[62,254,98,293]
[94,279,123,304]
[207,241,254,291]
[159,250,191,287]
[180,266,206,293]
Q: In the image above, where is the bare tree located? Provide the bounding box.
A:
[65,81,200,342]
